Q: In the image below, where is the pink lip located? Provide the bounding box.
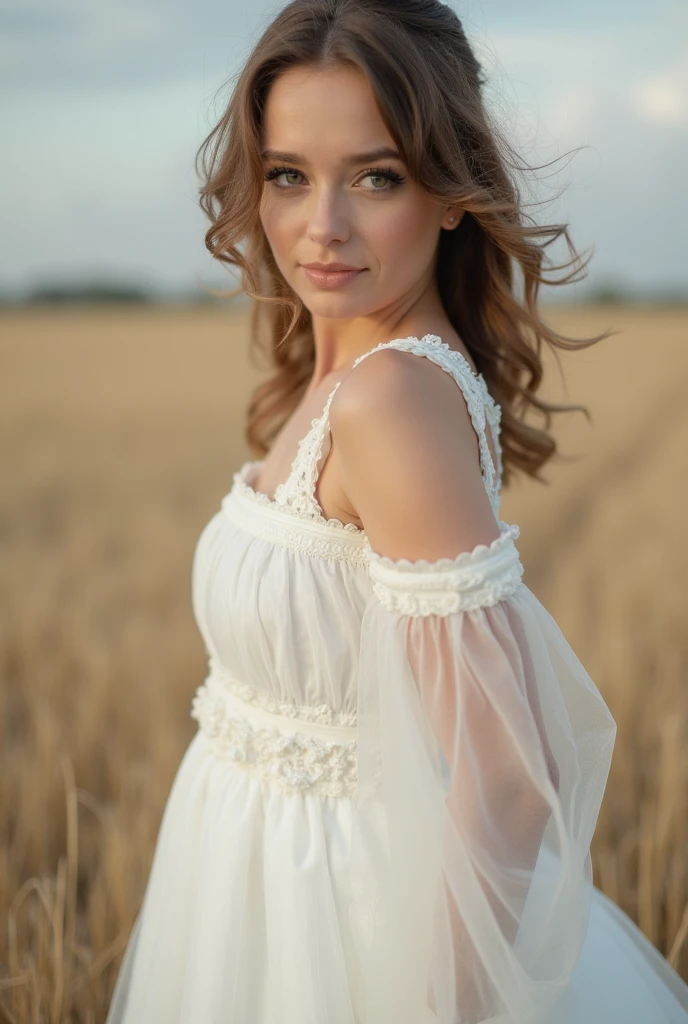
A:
[300,263,366,289]
[302,262,362,271]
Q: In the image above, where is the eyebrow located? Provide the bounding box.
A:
[260,146,404,164]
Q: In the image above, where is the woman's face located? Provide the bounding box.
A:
[259,62,455,321]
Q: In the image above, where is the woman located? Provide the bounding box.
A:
[106,1,688,1021]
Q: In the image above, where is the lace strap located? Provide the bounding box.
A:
[271,381,342,521]
[350,334,502,518]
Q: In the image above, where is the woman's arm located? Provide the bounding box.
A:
[333,348,615,1023]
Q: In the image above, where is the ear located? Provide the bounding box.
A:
[442,208,464,230]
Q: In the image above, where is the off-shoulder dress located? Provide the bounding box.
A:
[106,334,688,1024]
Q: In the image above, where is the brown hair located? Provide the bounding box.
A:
[196,0,614,485]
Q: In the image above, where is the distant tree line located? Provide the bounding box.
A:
[0,281,247,307]
[0,279,684,307]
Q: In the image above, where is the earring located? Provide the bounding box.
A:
[448,213,456,224]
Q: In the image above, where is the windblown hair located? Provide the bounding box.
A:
[196,0,613,484]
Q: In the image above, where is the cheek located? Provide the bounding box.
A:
[366,198,439,261]
[259,190,303,252]
[259,193,286,247]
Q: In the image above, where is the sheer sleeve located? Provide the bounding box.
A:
[348,523,617,1024]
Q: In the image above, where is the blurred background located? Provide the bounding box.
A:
[1,1,687,1020]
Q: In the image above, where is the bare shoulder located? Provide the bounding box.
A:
[331,346,444,421]
[329,344,476,457]
[329,347,500,561]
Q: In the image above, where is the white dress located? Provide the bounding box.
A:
[106,334,688,1024]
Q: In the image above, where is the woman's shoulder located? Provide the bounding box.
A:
[333,334,476,410]
[328,340,500,561]
[329,335,486,453]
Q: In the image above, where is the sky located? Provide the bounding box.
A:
[1,0,686,301]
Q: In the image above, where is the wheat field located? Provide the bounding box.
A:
[1,303,687,1022]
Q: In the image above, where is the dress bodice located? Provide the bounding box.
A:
[189,333,515,797]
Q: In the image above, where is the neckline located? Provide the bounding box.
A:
[233,458,368,535]
[230,333,490,535]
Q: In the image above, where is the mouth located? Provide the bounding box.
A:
[301,262,363,272]
[300,264,366,290]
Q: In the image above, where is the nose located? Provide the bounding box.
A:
[306,186,351,247]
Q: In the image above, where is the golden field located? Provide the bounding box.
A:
[1,303,687,1021]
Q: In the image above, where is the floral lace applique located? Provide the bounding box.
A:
[271,384,361,532]
[190,672,358,798]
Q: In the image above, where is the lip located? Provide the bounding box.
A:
[301,261,362,271]
[300,262,366,290]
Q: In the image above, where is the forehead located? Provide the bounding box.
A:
[261,63,396,160]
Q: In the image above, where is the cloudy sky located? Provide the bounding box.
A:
[2,0,686,300]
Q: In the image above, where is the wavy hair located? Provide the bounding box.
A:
[196,0,614,484]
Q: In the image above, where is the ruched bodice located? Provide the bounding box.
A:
[188,334,516,797]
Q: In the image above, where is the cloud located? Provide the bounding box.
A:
[471,23,688,292]
[632,53,688,125]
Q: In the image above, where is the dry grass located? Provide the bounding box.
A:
[1,303,687,1022]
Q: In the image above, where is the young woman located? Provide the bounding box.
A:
[106,1,688,1021]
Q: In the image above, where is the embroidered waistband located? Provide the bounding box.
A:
[190,660,358,798]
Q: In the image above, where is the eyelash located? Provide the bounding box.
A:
[263,165,407,193]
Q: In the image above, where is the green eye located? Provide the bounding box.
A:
[263,165,407,193]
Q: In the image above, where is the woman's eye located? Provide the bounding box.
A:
[264,168,304,188]
[263,166,405,193]
[360,173,393,191]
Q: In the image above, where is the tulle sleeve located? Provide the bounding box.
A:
[348,521,617,1024]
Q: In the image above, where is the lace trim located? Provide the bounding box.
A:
[232,458,365,536]
[271,384,355,526]
[224,478,371,565]
[349,335,502,520]
[368,523,524,616]
[207,657,358,726]
[190,674,358,798]
[484,396,504,500]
